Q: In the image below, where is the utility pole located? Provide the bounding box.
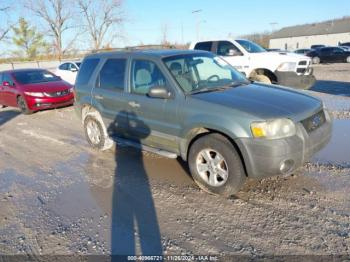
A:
[269,22,278,32]
[192,9,202,40]
[181,22,184,44]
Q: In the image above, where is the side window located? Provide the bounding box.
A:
[131,60,166,95]
[68,63,78,71]
[59,63,69,70]
[333,48,343,53]
[217,41,242,56]
[3,73,14,85]
[99,58,126,91]
[194,41,213,52]
[76,58,100,85]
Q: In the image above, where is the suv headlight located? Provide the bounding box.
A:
[251,118,296,139]
[277,62,296,72]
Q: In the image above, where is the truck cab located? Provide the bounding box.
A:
[190,39,316,89]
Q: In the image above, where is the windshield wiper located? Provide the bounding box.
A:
[189,81,248,95]
[189,86,229,95]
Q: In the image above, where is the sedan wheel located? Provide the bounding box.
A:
[312,57,320,64]
[17,96,32,115]
[346,56,350,63]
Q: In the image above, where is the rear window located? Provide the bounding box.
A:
[76,58,100,85]
[13,70,60,84]
[194,41,213,51]
[99,59,126,90]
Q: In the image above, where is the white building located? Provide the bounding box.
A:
[269,17,350,50]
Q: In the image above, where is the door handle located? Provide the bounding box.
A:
[128,101,140,108]
[94,95,103,100]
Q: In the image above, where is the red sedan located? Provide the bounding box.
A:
[0,69,74,114]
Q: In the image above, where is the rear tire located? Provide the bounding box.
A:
[188,133,246,197]
[346,56,350,63]
[17,96,32,115]
[312,57,320,64]
[84,115,113,150]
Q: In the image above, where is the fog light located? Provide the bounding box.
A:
[280,159,294,174]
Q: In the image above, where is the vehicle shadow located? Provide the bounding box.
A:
[310,80,350,97]
[0,109,20,127]
[108,112,163,258]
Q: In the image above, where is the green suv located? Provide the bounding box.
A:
[75,49,332,196]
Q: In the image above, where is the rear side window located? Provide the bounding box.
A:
[59,63,69,70]
[76,58,100,85]
[194,41,213,51]
[99,59,126,91]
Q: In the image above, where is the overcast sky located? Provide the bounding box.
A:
[1,0,349,52]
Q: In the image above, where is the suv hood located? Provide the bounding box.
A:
[191,84,322,121]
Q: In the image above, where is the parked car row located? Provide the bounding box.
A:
[0,43,332,196]
[306,46,350,64]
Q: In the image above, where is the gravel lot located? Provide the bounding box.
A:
[0,64,349,260]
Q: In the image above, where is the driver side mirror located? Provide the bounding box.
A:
[228,49,242,56]
[2,81,14,87]
[147,86,172,99]
[70,67,78,72]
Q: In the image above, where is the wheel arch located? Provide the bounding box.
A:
[249,68,278,83]
[182,127,248,177]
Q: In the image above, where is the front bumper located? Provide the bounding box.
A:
[275,70,316,90]
[235,110,332,179]
[25,94,74,111]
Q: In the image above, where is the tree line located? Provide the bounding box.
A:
[0,0,124,60]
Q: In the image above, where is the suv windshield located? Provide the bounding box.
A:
[163,53,248,94]
[13,70,61,84]
[236,40,266,53]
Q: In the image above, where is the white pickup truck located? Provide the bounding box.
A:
[189,39,316,89]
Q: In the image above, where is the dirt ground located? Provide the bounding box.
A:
[0,64,349,259]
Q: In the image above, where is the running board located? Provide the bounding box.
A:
[114,137,178,159]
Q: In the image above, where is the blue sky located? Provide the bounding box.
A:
[1,0,350,52]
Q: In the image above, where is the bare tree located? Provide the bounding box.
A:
[25,0,75,59]
[78,0,124,50]
[0,4,11,42]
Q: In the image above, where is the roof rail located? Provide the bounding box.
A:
[89,44,176,54]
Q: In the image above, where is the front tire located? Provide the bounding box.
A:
[312,57,320,64]
[188,133,246,197]
[250,74,271,84]
[346,56,350,63]
[17,96,32,115]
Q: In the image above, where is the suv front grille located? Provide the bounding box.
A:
[298,61,307,66]
[44,89,70,97]
[301,110,326,133]
[296,68,306,74]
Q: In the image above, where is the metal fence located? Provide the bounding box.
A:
[0,59,81,72]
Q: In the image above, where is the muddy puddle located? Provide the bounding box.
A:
[312,119,350,166]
